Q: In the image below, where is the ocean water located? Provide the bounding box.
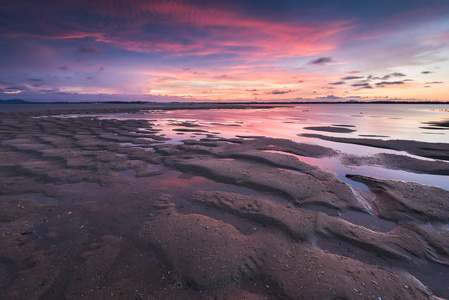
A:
[17,103,449,189]
[154,104,449,189]
[59,103,447,142]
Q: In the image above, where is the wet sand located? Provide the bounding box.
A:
[303,126,357,133]
[301,133,449,160]
[1,105,449,299]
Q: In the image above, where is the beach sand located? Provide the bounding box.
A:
[1,105,448,299]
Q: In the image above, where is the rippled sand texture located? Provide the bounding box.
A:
[1,107,448,299]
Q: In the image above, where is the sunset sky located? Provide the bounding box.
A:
[1,0,448,102]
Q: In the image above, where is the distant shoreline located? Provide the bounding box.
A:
[1,100,449,113]
[1,99,449,105]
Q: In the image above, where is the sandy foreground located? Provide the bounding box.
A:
[1,105,449,299]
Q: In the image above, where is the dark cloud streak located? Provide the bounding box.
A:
[5,85,29,91]
[78,45,101,54]
[309,57,333,65]
[27,78,44,83]
[375,81,405,86]
[367,73,406,81]
[265,90,293,95]
[342,76,364,80]
[351,83,372,88]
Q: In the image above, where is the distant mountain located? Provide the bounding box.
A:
[0,99,30,104]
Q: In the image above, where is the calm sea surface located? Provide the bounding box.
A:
[6,103,449,189]
[140,104,449,190]
[146,104,449,143]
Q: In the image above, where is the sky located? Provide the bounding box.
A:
[0,0,448,102]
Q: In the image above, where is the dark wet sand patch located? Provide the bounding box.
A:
[172,128,209,133]
[422,120,449,128]
[167,120,202,127]
[339,210,396,233]
[209,122,242,127]
[420,126,449,130]
[420,120,449,130]
[359,134,390,137]
[235,135,266,139]
[19,193,59,205]
[303,126,356,133]
[332,124,356,127]
[406,261,449,299]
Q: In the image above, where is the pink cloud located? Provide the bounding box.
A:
[45,1,354,58]
[4,1,447,102]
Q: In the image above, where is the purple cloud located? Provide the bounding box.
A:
[342,76,364,80]
[27,78,44,82]
[5,85,28,91]
[78,45,101,54]
[309,57,333,65]
[266,90,293,95]
[375,81,405,86]
[0,79,12,85]
[389,72,406,77]
[352,83,372,88]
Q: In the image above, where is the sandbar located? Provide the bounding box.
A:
[303,126,357,133]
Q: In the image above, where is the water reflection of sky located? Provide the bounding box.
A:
[149,104,449,190]
[58,103,449,190]
[265,150,449,191]
[68,103,448,143]
[152,104,448,143]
